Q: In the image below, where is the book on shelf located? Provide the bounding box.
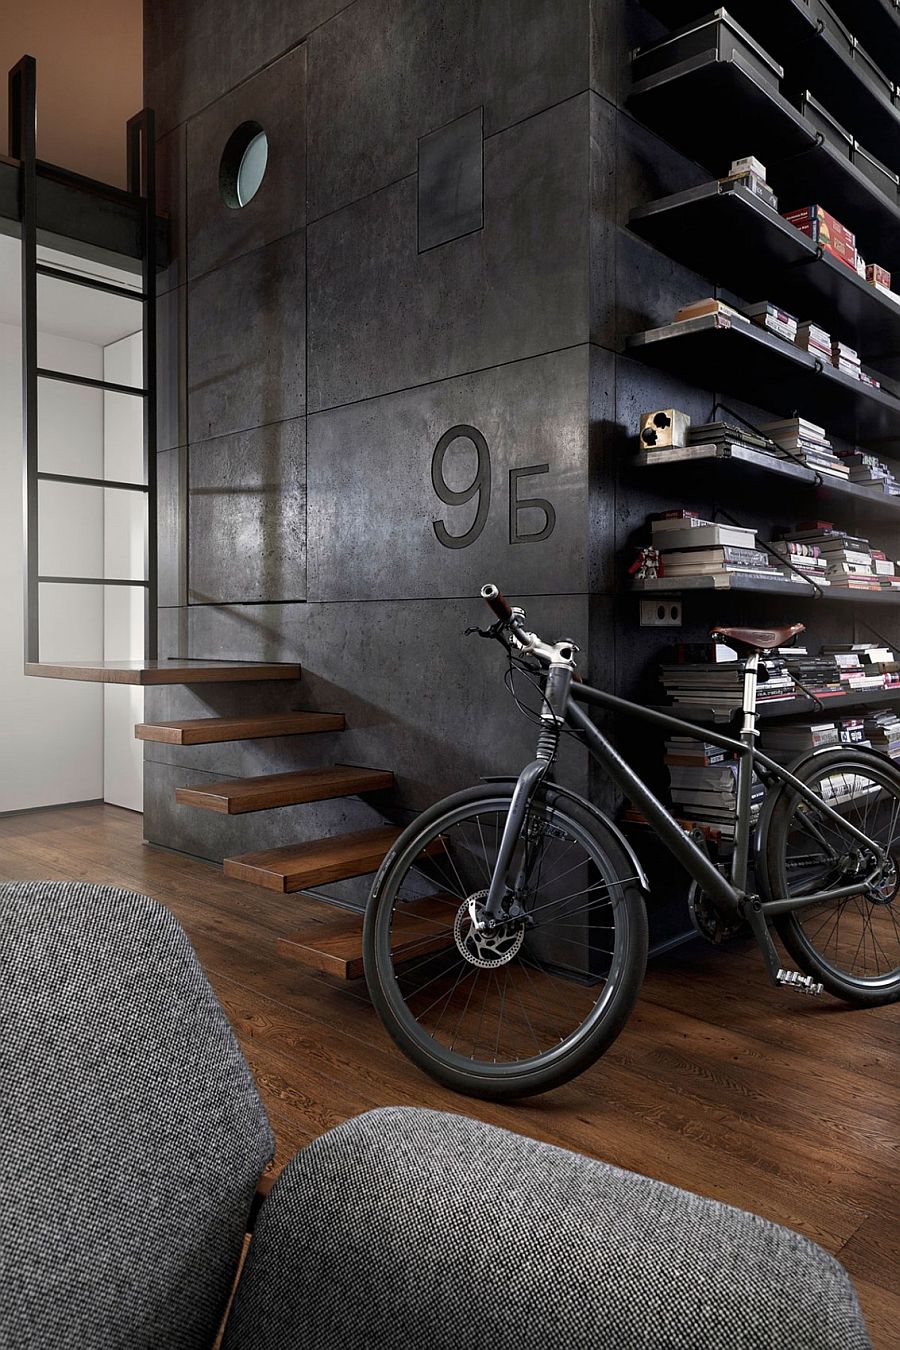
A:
[651,520,759,549]
[673,298,749,325]
[660,545,771,569]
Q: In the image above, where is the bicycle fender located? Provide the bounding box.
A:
[480,776,650,893]
[753,744,900,904]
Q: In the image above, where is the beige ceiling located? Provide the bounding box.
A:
[0,0,141,189]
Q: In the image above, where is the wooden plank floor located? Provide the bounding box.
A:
[1,802,896,1346]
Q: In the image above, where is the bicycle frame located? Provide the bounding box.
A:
[483,655,889,985]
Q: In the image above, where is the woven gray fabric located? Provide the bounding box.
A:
[224,1106,870,1350]
[0,881,274,1350]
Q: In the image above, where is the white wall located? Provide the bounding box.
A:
[103,332,145,812]
[0,321,104,812]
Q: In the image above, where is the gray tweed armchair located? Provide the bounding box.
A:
[0,881,870,1350]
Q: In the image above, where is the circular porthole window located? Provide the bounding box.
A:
[219,121,268,209]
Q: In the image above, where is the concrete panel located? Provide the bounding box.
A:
[187,231,306,442]
[150,593,591,835]
[157,284,187,453]
[306,347,590,602]
[306,0,592,219]
[144,757,391,863]
[186,45,307,282]
[189,418,307,604]
[145,0,349,136]
[155,125,186,296]
[157,445,186,609]
[418,108,484,253]
[308,96,590,412]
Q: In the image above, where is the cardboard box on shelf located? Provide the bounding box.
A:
[782,205,856,270]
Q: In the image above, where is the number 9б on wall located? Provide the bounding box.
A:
[431,424,557,550]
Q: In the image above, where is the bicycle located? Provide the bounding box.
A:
[363,584,900,1099]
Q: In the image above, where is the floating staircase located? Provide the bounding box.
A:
[28,659,302,685]
[136,711,345,744]
[223,826,426,893]
[175,765,394,815]
[276,893,455,980]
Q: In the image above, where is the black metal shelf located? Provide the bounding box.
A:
[626,313,900,450]
[628,48,900,272]
[635,442,900,523]
[638,1,900,172]
[652,686,900,725]
[827,0,900,84]
[629,183,900,371]
[634,572,900,604]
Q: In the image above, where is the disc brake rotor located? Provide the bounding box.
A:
[454,890,525,969]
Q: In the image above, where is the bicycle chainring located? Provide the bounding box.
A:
[687,881,748,945]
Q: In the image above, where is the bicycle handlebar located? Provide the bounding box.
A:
[480,583,514,623]
[480,583,579,671]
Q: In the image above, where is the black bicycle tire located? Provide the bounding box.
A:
[363,783,648,1099]
[762,749,900,1006]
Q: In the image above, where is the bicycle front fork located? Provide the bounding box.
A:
[478,661,574,930]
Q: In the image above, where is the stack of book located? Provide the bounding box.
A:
[777,523,879,590]
[659,646,795,714]
[719,155,778,209]
[760,419,849,479]
[762,720,840,763]
[838,715,868,746]
[688,420,772,452]
[822,643,900,688]
[767,539,829,587]
[664,734,731,767]
[795,320,831,359]
[780,647,844,697]
[836,450,900,495]
[665,759,764,838]
[650,512,783,587]
[673,297,749,326]
[826,649,887,693]
[864,710,900,760]
[745,301,797,343]
[832,340,862,379]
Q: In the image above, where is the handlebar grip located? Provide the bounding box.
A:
[480,583,514,622]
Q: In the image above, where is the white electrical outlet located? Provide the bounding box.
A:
[640,598,682,627]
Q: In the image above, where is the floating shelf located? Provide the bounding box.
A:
[626,314,900,450]
[24,658,302,685]
[638,0,900,173]
[634,573,900,604]
[634,443,900,524]
[628,48,900,272]
[135,711,346,745]
[629,183,900,368]
[176,765,394,815]
[652,686,900,725]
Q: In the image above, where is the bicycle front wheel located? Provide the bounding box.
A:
[762,749,900,1005]
[363,783,648,1099]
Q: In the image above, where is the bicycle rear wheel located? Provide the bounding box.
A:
[762,750,900,1005]
[363,783,648,1099]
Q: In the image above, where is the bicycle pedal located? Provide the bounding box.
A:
[777,968,824,997]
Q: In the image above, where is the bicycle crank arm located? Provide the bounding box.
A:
[741,897,785,986]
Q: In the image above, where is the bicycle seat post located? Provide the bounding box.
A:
[732,650,762,896]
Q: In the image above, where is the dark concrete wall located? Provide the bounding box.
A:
[145,0,888,942]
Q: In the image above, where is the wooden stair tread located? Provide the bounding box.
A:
[176,765,394,814]
[225,826,439,892]
[25,659,301,686]
[135,712,345,745]
[277,894,456,980]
